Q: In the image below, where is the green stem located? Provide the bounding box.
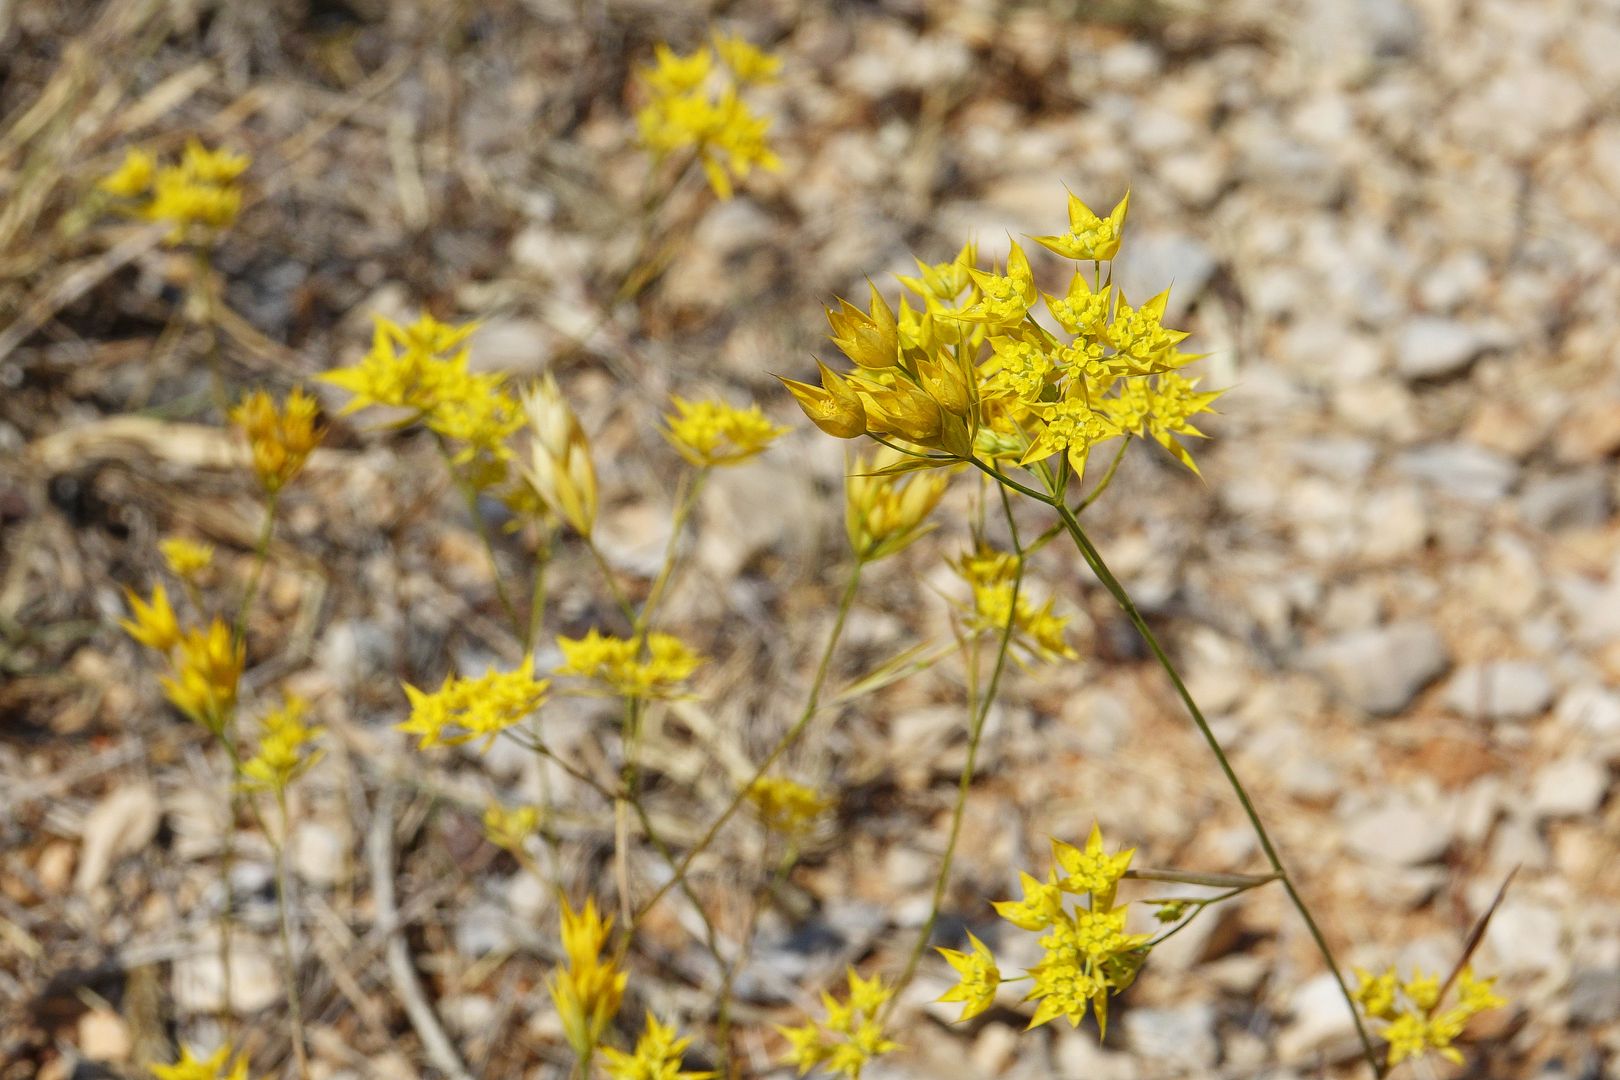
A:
[630,558,864,931]
[1077,439,1129,513]
[585,539,638,627]
[432,433,520,632]
[273,792,311,1079]
[635,469,707,634]
[889,485,1023,1007]
[192,246,230,420]
[715,837,798,1079]
[526,531,551,653]
[1034,489,1384,1077]
[233,491,279,646]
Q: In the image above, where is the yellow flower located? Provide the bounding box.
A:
[179,139,251,185]
[636,41,781,200]
[549,896,627,1061]
[519,374,598,536]
[1021,395,1122,476]
[937,932,1001,1022]
[160,537,214,579]
[108,140,250,243]
[150,1044,250,1080]
[1050,823,1135,905]
[1353,967,1400,1021]
[239,694,323,793]
[1101,289,1188,375]
[776,1020,830,1075]
[320,312,479,416]
[1102,372,1222,475]
[160,619,244,734]
[779,361,867,440]
[992,870,1065,931]
[100,147,156,197]
[748,776,833,835]
[1402,970,1442,1011]
[424,371,525,468]
[642,43,715,96]
[825,284,899,371]
[662,396,787,467]
[229,387,325,494]
[1025,906,1150,1036]
[482,802,541,853]
[713,31,781,84]
[844,448,951,561]
[1033,189,1129,262]
[960,243,1038,329]
[600,1012,717,1080]
[952,546,1076,663]
[398,656,550,751]
[778,969,898,1079]
[1355,963,1507,1068]
[121,584,182,652]
[556,630,703,698]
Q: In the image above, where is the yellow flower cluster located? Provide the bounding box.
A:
[229,387,324,494]
[943,824,1149,1036]
[748,776,833,836]
[101,140,249,243]
[952,547,1075,663]
[1354,965,1506,1067]
[663,396,788,467]
[240,694,323,794]
[123,586,243,735]
[783,191,1224,476]
[777,969,899,1078]
[399,656,550,750]
[936,932,1001,1022]
[844,448,951,561]
[600,1012,716,1080]
[636,34,781,199]
[557,630,703,698]
[160,536,214,580]
[150,1045,251,1080]
[549,896,627,1061]
[321,313,525,484]
[483,802,541,853]
[521,374,599,536]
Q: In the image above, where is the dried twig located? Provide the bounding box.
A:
[365,783,474,1080]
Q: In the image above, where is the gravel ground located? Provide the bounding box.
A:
[3,1,1619,1078]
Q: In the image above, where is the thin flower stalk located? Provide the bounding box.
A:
[631,558,864,931]
[989,461,1385,1076]
[890,484,1024,1006]
[432,431,521,630]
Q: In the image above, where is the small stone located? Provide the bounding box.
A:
[1519,469,1612,531]
[77,1010,131,1062]
[1396,442,1518,502]
[1277,972,1356,1060]
[1484,900,1563,976]
[1444,661,1555,722]
[1343,796,1451,865]
[1395,317,1496,379]
[1303,621,1450,715]
[292,822,346,888]
[1554,396,1620,464]
[1556,684,1620,737]
[1123,1002,1218,1069]
[36,841,75,894]
[1530,758,1610,819]
[172,931,281,1014]
[1570,968,1620,1026]
[1112,232,1217,320]
[440,994,499,1037]
[970,1023,1019,1074]
[75,783,162,896]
